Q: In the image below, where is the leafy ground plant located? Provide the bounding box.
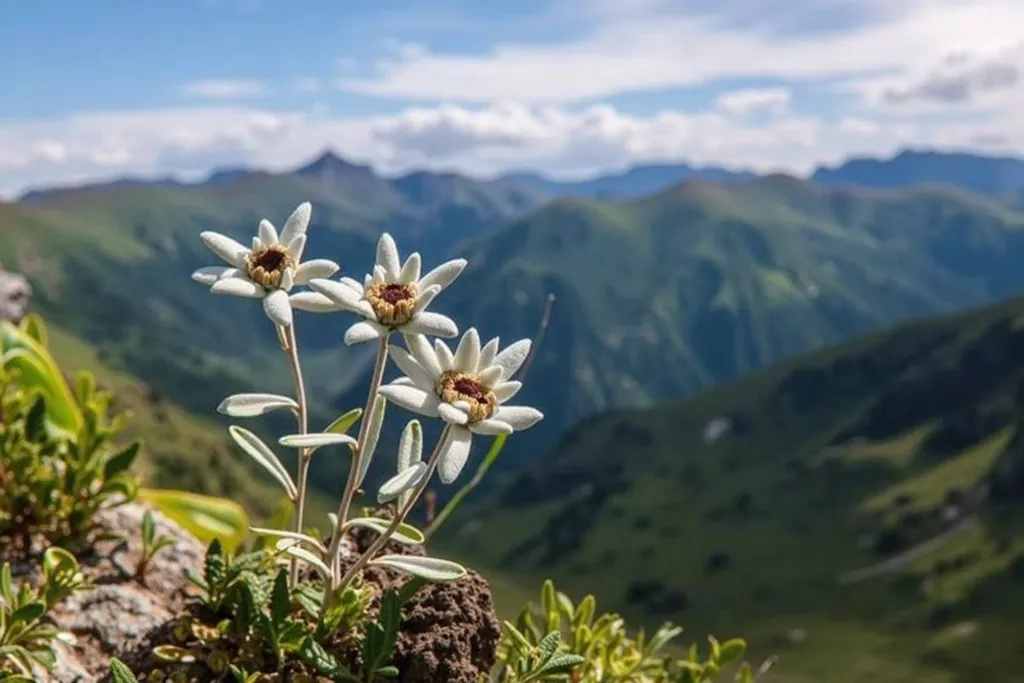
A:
[0,547,91,680]
[109,202,551,680]
[493,579,769,683]
[0,342,140,552]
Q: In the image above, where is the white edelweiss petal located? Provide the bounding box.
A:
[364,273,375,290]
[280,268,295,292]
[477,365,504,388]
[344,320,387,346]
[372,265,388,285]
[354,300,377,319]
[433,339,455,371]
[400,253,422,285]
[376,233,402,280]
[294,259,341,285]
[258,219,278,246]
[492,380,522,403]
[280,201,312,245]
[200,231,250,269]
[378,384,441,417]
[404,334,443,380]
[339,276,365,294]
[438,402,470,425]
[263,289,293,327]
[388,345,436,391]
[418,258,467,292]
[287,233,307,264]
[308,279,363,310]
[252,236,263,251]
[412,284,441,315]
[403,312,458,338]
[479,337,500,368]
[437,426,473,484]
[393,377,416,386]
[469,418,514,436]
[289,291,346,313]
[494,339,532,380]
[191,266,235,285]
[492,405,544,431]
[211,277,263,298]
[452,328,481,373]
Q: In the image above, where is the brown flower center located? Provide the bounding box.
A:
[436,370,497,423]
[245,244,295,289]
[366,282,419,326]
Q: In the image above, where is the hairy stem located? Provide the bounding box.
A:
[280,323,311,587]
[334,424,452,593]
[324,334,391,577]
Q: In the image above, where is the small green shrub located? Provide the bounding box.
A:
[0,360,140,550]
[493,579,768,683]
[0,547,92,679]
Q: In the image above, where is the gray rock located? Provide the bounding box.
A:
[0,267,32,324]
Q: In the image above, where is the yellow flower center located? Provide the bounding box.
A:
[366,282,419,326]
[436,370,497,423]
[245,244,295,289]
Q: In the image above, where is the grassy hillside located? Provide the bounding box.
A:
[442,294,1024,683]
[337,174,1024,488]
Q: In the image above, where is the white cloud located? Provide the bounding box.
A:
[3,101,1024,199]
[336,0,1024,104]
[178,79,268,100]
[715,87,791,118]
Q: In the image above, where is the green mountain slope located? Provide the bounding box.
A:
[443,295,1024,683]
[339,176,1024,484]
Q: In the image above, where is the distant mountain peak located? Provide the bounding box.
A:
[293,149,372,177]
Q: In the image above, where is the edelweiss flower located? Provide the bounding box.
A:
[378,328,543,484]
[308,233,465,345]
[192,201,340,327]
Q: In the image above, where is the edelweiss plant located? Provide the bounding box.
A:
[148,201,552,679]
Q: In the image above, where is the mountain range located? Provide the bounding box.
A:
[443,293,1024,683]
[19,148,1024,204]
[8,148,1024,498]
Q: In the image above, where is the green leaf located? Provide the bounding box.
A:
[270,568,290,627]
[325,407,362,436]
[537,631,560,661]
[108,658,141,683]
[217,393,299,418]
[374,665,399,677]
[377,462,428,505]
[343,517,424,545]
[19,313,48,347]
[278,432,357,449]
[368,555,466,582]
[540,653,586,674]
[354,394,386,488]
[138,488,249,553]
[10,601,46,624]
[298,637,358,681]
[103,441,141,480]
[277,541,331,579]
[227,426,297,500]
[0,323,82,434]
[203,538,224,590]
[152,645,197,663]
[719,638,747,666]
[24,394,47,443]
[249,527,327,554]
[141,510,156,546]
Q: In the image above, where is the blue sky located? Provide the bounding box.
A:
[0,0,1022,196]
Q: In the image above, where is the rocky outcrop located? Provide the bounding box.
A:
[0,263,32,324]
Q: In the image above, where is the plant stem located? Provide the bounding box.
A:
[280,323,311,587]
[334,424,452,593]
[324,334,390,565]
